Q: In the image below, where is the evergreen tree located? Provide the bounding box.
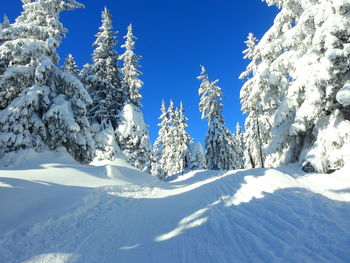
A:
[120,24,143,107]
[177,102,192,170]
[2,15,10,29]
[85,7,122,128]
[198,66,236,170]
[62,54,80,77]
[239,31,279,169]
[233,122,245,169]
[0,15,10,41]
[92,121,122,161]
[151,100,192,178]
[116,24,151,171]
[242,0,350,173]
[151,100,169,178]
[189,142,207,170]
[115,103,151,171]
[0,0,94,163]
[0,15,10,74]
[157,100,176,178]
[162,102,192,176]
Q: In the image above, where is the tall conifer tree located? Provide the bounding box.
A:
[116,24,151,170]
[120,24,143,107]
[151,100,169,178]
[85,7,122,128]
[62,54,80,78]
[198,66,236,170]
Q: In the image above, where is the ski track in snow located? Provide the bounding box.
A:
[1,154,350,263]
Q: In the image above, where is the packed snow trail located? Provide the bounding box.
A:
[1,151,350,263]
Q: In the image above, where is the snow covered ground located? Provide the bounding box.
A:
[1,149,350,263]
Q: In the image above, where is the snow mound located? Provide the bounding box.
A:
[0,148,77,168]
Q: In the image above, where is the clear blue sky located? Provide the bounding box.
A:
[3,0,278,144]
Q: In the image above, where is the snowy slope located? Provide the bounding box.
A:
[0,150,350,263]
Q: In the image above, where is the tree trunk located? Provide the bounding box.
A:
[256,116,264,168]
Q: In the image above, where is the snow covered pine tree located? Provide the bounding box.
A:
[239,32,278,169]
[198,66,236,170]
[151,100,192,178]
[163,102,192,175]
[233,122,245,169]
[189,142,207,170]
[83,7,122,161]
[85,7,122,128]
[241,0,350,173]
[176,102,193,170]
[116,24,152,171]
[0,0,94,163]
[151,100,169,178]
[62,54,80,78]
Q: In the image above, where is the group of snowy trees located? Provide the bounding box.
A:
[0,0,95,164]
[240,0,350,173]
[80,8,152,170]
[0,0,151,170]
[1,0,348,177]
[149,66,247,179]
[0,0,218,178]
[151,100,192,178]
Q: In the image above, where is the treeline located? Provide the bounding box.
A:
[1,0,349,177]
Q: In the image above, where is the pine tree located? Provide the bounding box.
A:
[157,100,176,178]
[115,103,151,171]
[85,7,122,128]
[116,24,151,170]
[92,121,122,161]
[242,0,350,173]
[62,54,80,77]
[189,142,207,170]
[239,31,279,169]
[233,122,245,169]
[198,66,236,170]
[151,100,192,178]
[177,102,192,170]
[0,15,10,41]
[120,24,143,107]
[0,0,94,163]
[151,100,169,178]
[0,15,10,75]
[2,15,10,29]
[162,102,192,176]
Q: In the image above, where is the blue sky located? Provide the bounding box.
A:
[3,0,278,144]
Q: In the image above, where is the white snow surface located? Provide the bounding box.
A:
[1,150,350,263]
[336,83,350,106]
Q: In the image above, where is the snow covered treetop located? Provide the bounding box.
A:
[94,7,117,52]
[242,33,258,60]
[197,65,223,122]
[121,24,137,51]
[59,0,84,10]
[120,23,143,107]
[20,0,84,11]
[18,0,84,16]
[262,0,283,8]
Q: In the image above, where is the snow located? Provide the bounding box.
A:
[116,103,151,170]
[337,83,350,106]
[116,104,145,136]
[1,150,350,262]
